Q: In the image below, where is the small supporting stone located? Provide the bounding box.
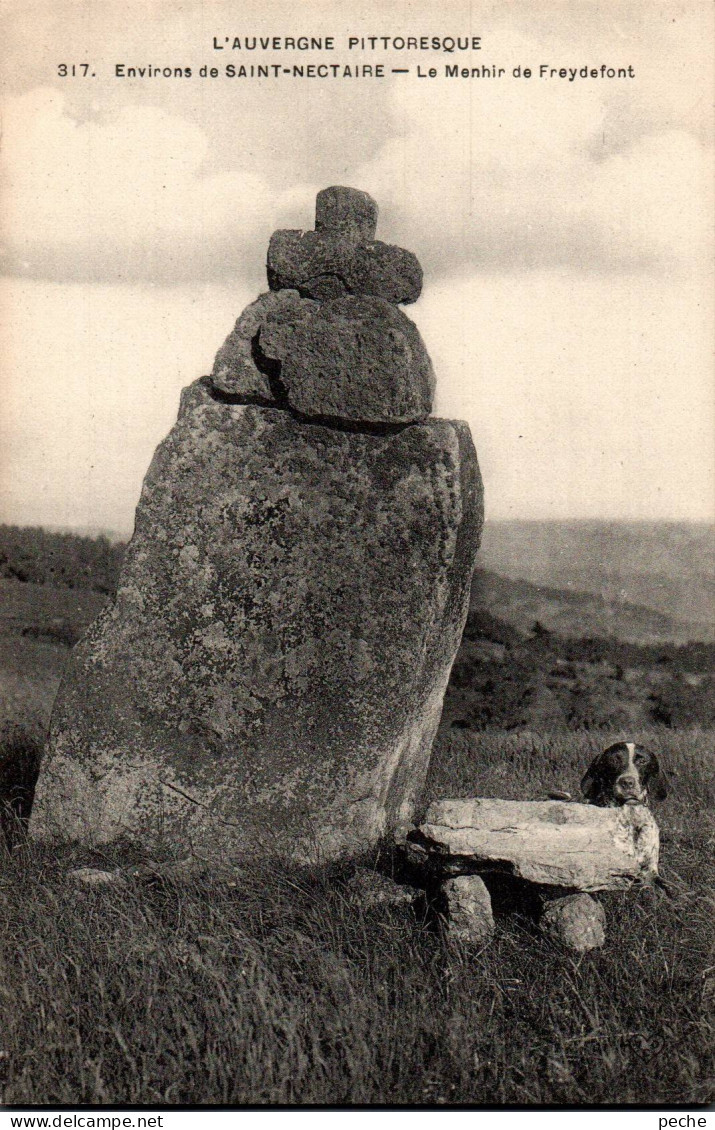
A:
[540,893,606,952]
[441,874,494,944]
[344,868,419,910]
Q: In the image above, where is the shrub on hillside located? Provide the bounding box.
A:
[446,612,714,732]
[0,525,125,594]
[463,607,522,646]
[649,675,715,728]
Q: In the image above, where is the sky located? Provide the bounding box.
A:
[1,0,713,535]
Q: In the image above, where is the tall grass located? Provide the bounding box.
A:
[0,722,42,851]
[0,727,713,1106]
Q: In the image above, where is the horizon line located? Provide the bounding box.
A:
[1,516,713,542]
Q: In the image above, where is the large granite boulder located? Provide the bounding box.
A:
[32,380,482,862]
[31,186,483,864]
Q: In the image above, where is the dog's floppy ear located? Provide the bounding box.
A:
[642,747,669,802]
[650,768,669,802]
[580,755,604,803]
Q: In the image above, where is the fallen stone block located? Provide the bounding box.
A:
[540,893,606,952]
[260,295,435,424]
[409,797,660,891]
[441,874,494,944]
[67,867,126,887]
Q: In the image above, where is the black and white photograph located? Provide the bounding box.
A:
[0,0,713,1113]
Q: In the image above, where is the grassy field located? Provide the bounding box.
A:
[0,726,713,1107]
[0,555,713,1107]
[0,578,106,753]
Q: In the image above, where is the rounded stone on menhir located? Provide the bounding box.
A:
[315,185,378,242]
[211,290,317,399]
[259,295,435,424]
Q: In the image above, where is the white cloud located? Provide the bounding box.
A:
[0,1,712,528]
[411,269,715,521]
[1,89,284,284]
[2,24,712,287]
[0,276,253,531]
[352,77,714,276]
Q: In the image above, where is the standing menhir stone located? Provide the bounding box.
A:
[31,188,483,864]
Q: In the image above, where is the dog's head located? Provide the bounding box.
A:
[581,742,668,808]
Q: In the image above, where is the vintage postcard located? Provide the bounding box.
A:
[0,0,713,1113]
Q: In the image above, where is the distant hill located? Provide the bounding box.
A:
[478,521,714,642]
[1,524,713,736]
[470,568,713,645]
[0,525,124,594]
[1,520,712,644]
[42,524,128,544]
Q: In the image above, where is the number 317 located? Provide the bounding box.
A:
[57,63,92,77]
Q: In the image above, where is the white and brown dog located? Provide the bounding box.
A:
[580,741,668,808]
